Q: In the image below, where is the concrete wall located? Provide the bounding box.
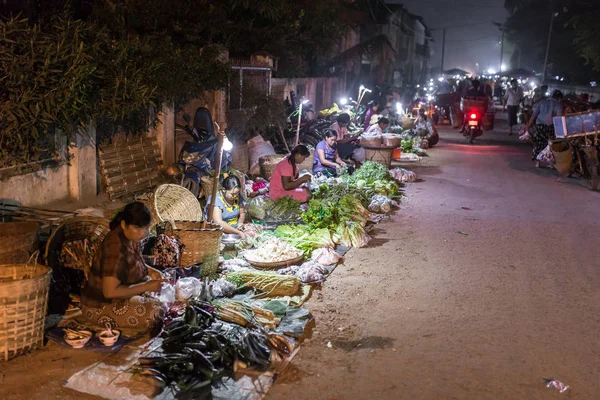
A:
[0,125,97,207]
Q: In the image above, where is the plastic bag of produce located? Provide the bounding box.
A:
[158,282,176,304]
[210,278,237,298]
[296,261,328,283]
[536,144,555,165]
[369,194,393,213]
[311,247,341,266]
[175,277,203,301]
[246,195,273,220]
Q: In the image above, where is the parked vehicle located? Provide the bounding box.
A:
[174,107,232,197]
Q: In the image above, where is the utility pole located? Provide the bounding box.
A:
[542,3,556,83]
[499,28,504,71]
[440,28,446,73]
[493,22,504,71]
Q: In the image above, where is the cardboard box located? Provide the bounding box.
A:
[554,111,600,138]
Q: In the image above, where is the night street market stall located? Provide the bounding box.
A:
[1,146,419,400]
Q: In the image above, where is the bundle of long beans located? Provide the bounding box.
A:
[225,270,301,298]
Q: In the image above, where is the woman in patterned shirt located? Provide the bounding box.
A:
[81,202,166,333]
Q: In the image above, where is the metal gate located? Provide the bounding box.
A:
[228,62,272,110]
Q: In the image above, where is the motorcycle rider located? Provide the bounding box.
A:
[460,80,486,133]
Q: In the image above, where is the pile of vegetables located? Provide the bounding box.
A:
[401,139,413,153]
[345,161,399,197]
[266,196,301,221]
[270,225,334,256]
[135,301,271,399]
[336,221,370,248]
[302,199,339,232]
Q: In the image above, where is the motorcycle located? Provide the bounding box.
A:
[464,109,483,144]
[173,107,232,198]
[271,93,330,152]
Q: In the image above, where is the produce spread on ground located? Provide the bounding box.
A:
[30,161,418,400]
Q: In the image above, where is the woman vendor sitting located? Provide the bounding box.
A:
[269,145,312,203]
[205,175,247,239]
[81,202,166,332]
[313,129,348,177]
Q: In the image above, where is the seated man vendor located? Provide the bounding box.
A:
[205,175,247,239]
[269,145,312,203]
[81,202,166,332]
[330,113,366,167]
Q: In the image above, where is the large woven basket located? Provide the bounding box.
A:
[364,146,394,168]
[551,142,573,174]
[259,155,284,180]
[0,222,39,265]
[0,262,51,361]
[231,143,249,173]
[150,184,203,225]
[45,216,110,277]
[164,221,223,266]
[297,151,314,172]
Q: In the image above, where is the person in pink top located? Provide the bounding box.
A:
[269,145,313,203]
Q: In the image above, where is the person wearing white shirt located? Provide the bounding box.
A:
[503,79,524,135]
[366,117,390,136]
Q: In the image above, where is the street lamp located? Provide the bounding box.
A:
[295,99,309,147]
[340,97,348,105]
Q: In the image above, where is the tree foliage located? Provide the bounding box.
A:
[504,0,599,83]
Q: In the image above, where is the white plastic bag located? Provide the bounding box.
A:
[175,277,202,301]
[248,135,276,175]
[158,283,176,304]
[311,247,341,266]
[537,144,555,165]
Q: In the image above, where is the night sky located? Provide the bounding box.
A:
[387,0,508,75]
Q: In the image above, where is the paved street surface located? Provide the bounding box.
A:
[268,114,600,400]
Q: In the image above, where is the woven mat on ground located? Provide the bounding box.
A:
[47,326,143,353]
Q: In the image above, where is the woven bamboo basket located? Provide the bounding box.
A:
[259,155,284,180]
[364,146,394,168]
[0,222,39,265]
[298,151,314,172]
[164,221,223,266]
[150,184,203,225]
[200,169,246,201]
[551,142,573,174]
[45,217,110,277]
[243,254,304,270]
[0,261,51,361]
[231,143,249,173]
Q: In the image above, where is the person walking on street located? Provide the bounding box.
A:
[503,79,524,136]
[525,90,564,167]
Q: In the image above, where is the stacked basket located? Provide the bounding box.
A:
[0,260,51,360]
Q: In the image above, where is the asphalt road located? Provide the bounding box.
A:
[268,113,600,399]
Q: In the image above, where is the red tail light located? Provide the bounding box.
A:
[470,113,477,120]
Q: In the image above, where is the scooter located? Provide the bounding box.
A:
[174,107,232,198]
[464,109,483,144]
